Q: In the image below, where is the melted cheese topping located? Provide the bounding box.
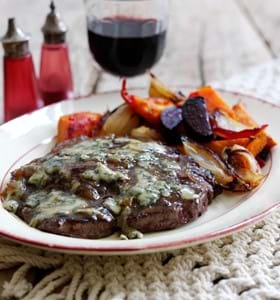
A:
[82,163,128,183]
[3,137,200,226]
[26,190,89,226]
[24,190,112,227]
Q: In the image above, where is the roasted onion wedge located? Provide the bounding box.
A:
[149,73,185,103]
[130,126,162,141]
[222,145,265,191]
[212,110,249,131]
[182,138,234,187]
[102,104,141,136]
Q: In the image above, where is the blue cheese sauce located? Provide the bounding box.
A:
[81,162,128,183]
[25,190,89,226]
[23,190,111,227]
[119,168,199,207]
[3,137,200,230]
[123,169,172,206]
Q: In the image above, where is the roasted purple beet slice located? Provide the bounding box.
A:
[161,107,183,130]
[182,96,213,141]
[160,107,183,143]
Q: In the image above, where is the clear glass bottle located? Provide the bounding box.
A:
[1,18,41,122]
[39,1,73,106]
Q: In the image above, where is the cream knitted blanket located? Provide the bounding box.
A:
[1,60,280,300]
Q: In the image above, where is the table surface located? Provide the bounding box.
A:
[0,0,280,297]
[0,0,280,113]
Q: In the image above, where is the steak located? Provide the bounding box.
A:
[2,136,220,239]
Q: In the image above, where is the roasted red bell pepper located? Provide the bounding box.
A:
[212,124,268,140]
[121,79,174,127]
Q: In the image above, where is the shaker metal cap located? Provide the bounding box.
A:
[1,18,30,58]
[42,1,67,44]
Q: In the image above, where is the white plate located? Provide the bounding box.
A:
[0,88,279,255]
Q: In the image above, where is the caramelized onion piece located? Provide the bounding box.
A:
[182,138,234,187]
[149,73,185,103]
[102,104,141,136]
[222,145,264,191]
[213,110,249,131]
[130,126,162,141]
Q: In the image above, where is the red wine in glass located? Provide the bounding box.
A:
[87,17,167,77]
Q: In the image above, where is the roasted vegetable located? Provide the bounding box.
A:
[222,145,265,191]
[57,112,102,143]
[160,107,183,143]
[212,110,248,131]
[232,103,258,127]
[212,124,268,140]
[247,131,268,157]
[257,148,270,167]
[206,111,266,156]
[189,86,235,117]
[206,138,251,156]
[102,104,141,136]
[130,126,162,141]
[211,109,267,140]
[161,107,183,130]
[182,96,213,141]
[121,79,175,127]
[233,103,277,150]
[182,138,234,187]
[213,106,275,153]
[149,73,185,103]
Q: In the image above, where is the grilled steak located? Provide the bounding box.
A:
[2,136,220,239]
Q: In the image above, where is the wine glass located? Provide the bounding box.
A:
[84,0,169,77]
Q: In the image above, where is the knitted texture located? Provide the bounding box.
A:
[1,60,280,300]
